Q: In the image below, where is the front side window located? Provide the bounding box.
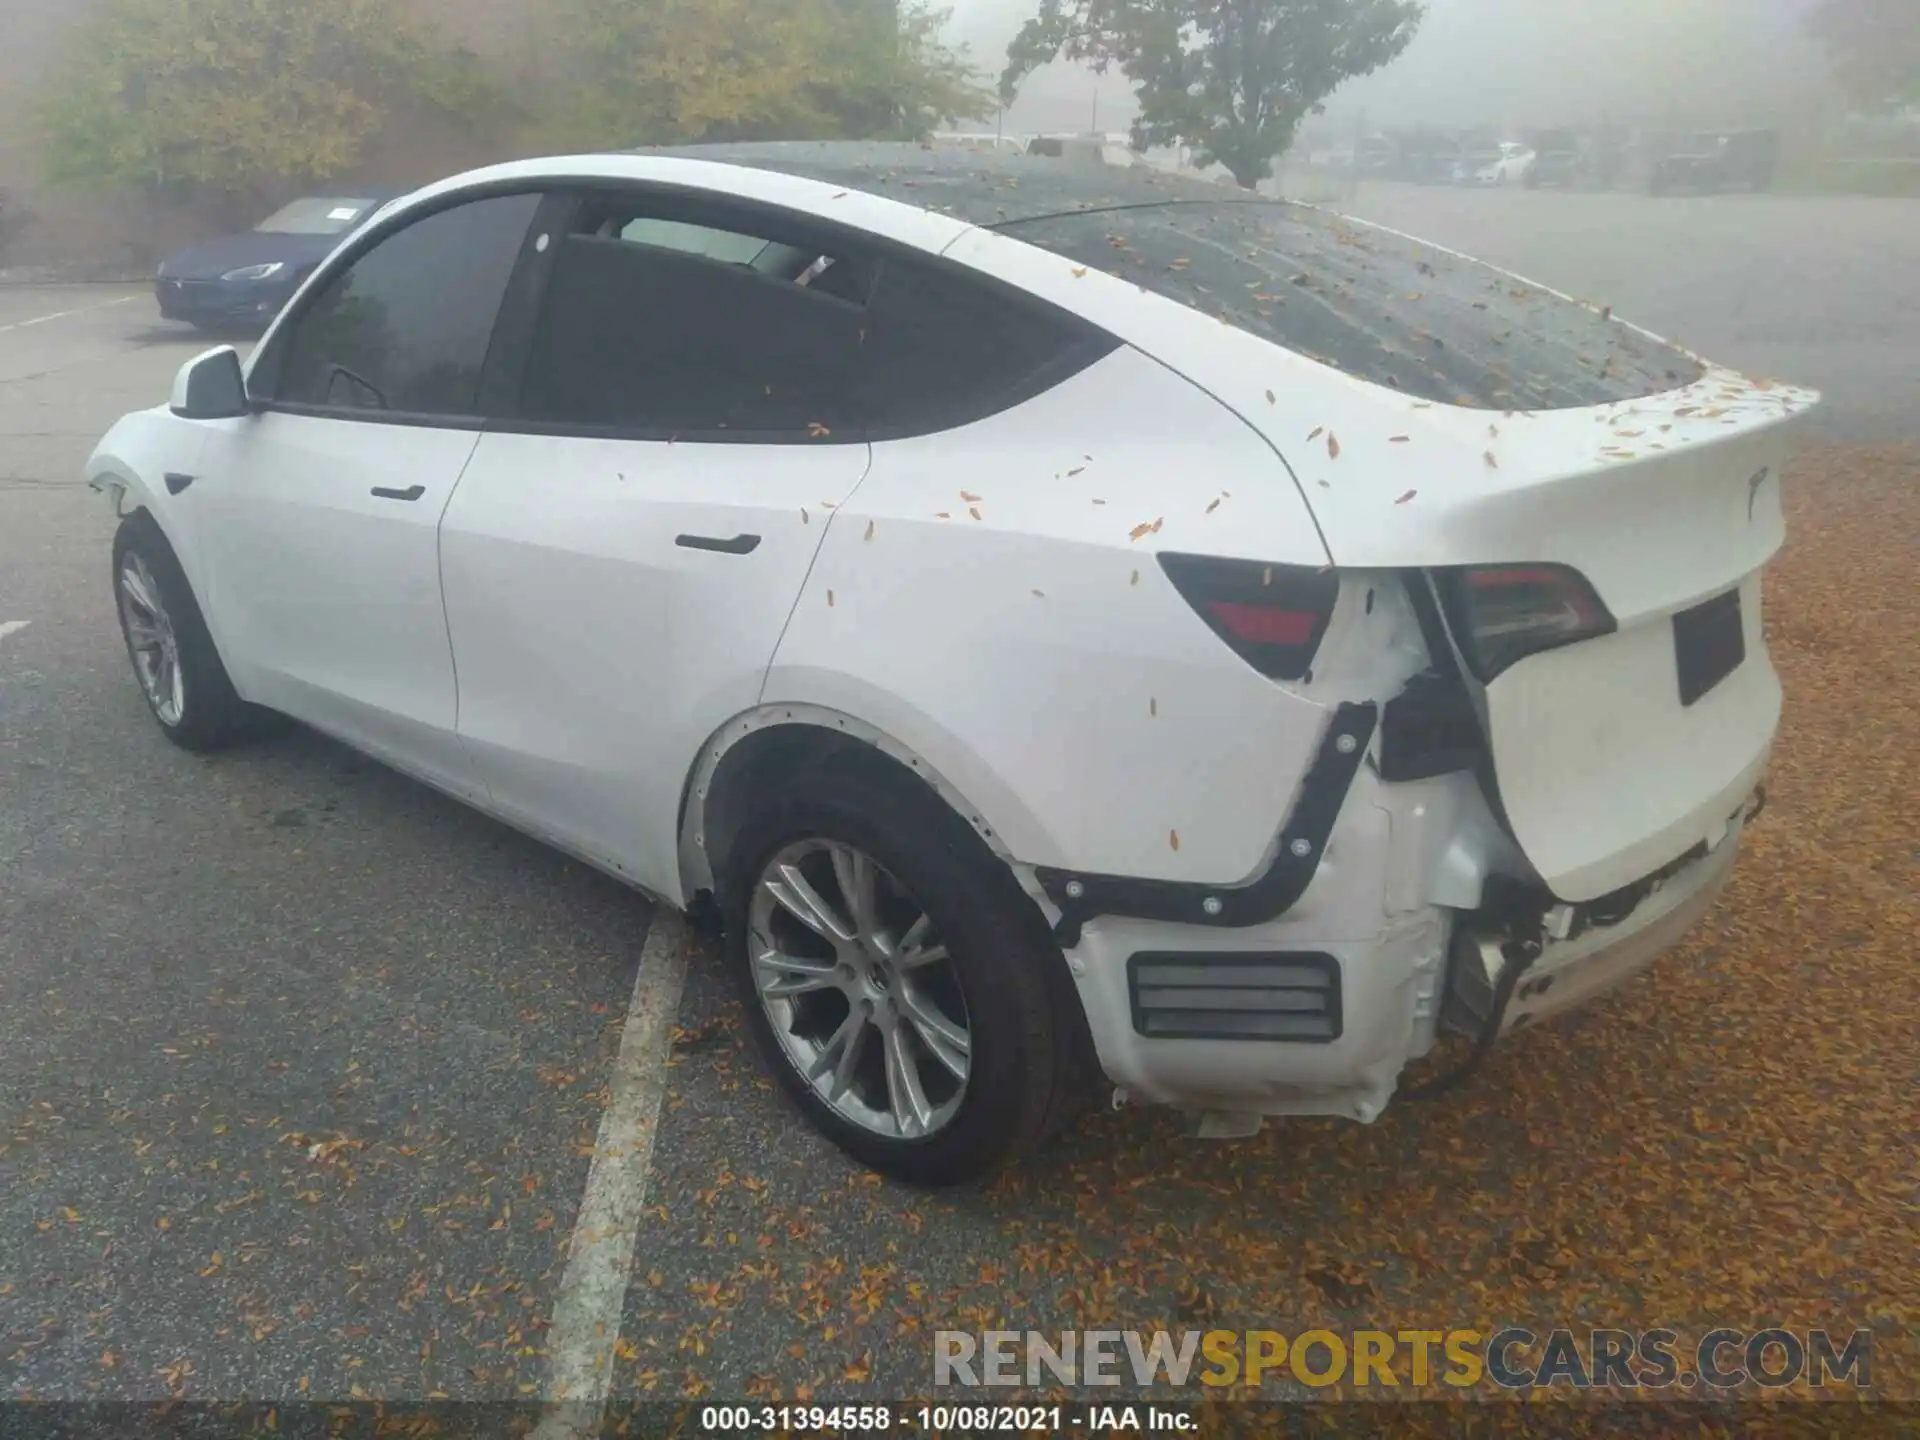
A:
[272,192,542,418]
[512,197,870,436]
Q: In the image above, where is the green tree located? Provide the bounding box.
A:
[1807,0,1920,111]
[36,0,498,210]
[818,3,1000,140]
[539,0,993,150]
[1001,0,1425,188]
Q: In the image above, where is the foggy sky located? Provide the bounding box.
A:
[943,0,1832,138]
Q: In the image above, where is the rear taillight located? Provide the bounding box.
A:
[1436,563,1616,682]
[1159,553,1339,680]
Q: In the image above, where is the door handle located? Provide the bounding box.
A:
[675,533,761,555]
[371,484,427,502]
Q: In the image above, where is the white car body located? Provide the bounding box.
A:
[1478,142,1536,184]
[90,144,1816,1163]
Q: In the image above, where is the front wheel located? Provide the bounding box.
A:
[112,512,279,751]
[721,758,1075,1186]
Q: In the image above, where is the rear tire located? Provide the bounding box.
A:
[719,754,1078,1187]
[112,512,282,752]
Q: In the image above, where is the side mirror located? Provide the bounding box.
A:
[169,346,250,421]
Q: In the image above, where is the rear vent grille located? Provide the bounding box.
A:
[1127,952,1342,1042]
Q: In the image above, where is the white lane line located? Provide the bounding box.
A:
[0,295,136,334]
[0,620,31,643]
[533,908,691,1439]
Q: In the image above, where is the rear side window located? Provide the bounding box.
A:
[853,258,1116,438]
[271,192,541,417]
[512,205,869,437]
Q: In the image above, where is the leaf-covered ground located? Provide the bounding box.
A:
[616,442,1918,1419]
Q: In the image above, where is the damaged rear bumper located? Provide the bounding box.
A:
[1054,789,1756,1129]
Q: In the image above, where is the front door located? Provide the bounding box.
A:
[192,190,546,797]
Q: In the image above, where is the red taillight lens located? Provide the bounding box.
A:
[1159,553,1339,680]
[1438,563,1616,682]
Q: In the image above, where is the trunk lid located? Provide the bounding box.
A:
[1245,358,1816,903]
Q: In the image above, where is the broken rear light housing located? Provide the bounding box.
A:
[1159,553,1339,680]
[1435,563,1617,683]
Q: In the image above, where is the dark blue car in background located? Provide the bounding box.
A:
[155,193,397,333]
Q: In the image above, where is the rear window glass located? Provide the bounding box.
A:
[995,201,1705,409]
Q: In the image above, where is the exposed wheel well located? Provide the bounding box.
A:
[682,719,1101,1089]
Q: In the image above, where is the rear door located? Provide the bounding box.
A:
[437,187,875,898]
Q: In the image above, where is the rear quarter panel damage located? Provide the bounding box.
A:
[764,343,1352,888]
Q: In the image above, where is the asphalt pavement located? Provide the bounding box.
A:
[1,185,1915,1411]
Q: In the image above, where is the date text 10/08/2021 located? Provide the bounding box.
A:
[698,1406,1194,1432]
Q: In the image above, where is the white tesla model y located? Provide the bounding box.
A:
[88,143,1817,1184]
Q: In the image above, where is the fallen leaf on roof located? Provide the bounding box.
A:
[826,590,835,607]
[1406,292,1424,301]
[960,491,982,502]
[1394,490,1417,505]
[1308,426,1324,441]
[1169,829,1180,851]
[1131,569,1140,585]
[1150,517,1163,534]
[863,520,875,541]
[968,507,982,521]
[1071,267,1088,278]
[1327,433,1341,460]
[1091,498,1107,505]
[1129,522,1155,541]
[1317,479,1331,488]
[1067,466,1085,478]
[934,511,951,519]
[1205,498,1221,514]
[1484,451,1500,468]
[831,192,847,199]
[1032,589,1045,599]
[1265,389,1276,405]
[801,508,810,524]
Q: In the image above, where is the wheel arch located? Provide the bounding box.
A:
[679,704,1103,1114]
[675,703,1047,908]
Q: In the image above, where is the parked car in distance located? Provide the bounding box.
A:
[1474,142,1535,185]
[90,143,1816,1185]
[155,194,396,334]
[1650,130,1780,195]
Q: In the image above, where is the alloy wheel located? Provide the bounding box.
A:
[118,553,184,725]
[747,838,972,1140]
